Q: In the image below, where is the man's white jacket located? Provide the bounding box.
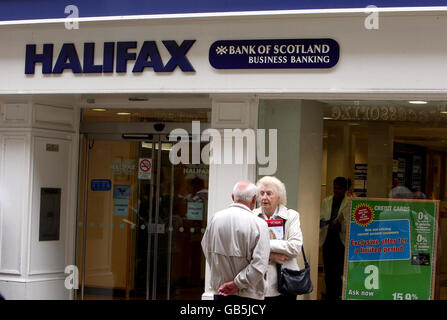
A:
[319,195,350,247]
[201,203,270,300]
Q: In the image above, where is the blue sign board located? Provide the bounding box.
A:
[348,219,411,262]
[113,185,131,199]
[209,39,339,69]
[0,1,446,22]
[91,179,111,191]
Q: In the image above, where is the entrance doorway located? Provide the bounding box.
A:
[76,119,209,300]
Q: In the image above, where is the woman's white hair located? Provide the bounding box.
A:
[256,176,287,206]
[232,182,259,202]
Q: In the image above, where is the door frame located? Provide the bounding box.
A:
[77,121,210,300]
[80,121,210,137]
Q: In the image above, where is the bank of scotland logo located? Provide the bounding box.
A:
[216,46,228,55]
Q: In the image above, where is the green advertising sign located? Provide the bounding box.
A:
[343,198,439,300]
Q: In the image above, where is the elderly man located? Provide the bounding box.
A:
[201,181,270,301]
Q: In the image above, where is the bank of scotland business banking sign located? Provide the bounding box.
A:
[209,39,340,69]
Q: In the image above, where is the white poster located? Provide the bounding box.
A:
[187,202,203,221]
[138,158,152,180]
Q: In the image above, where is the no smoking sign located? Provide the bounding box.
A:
[138,158,152,180]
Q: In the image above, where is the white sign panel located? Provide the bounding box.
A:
[138,158,152,180]
[187,202,203,221]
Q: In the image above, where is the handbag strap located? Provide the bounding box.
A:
[301,246,310,268]
[276,246,309,271]
[278,217,309,268]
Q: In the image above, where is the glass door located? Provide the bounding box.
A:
[76,133,208,300]
[149,137,209,300]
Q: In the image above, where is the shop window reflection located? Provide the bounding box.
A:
[320,103,447,300]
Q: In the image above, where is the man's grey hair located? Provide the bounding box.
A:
[232,182,259,202]
[256,176,287,206]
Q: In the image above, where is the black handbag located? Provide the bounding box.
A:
[277,247,313,295]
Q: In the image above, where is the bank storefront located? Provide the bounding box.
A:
[0,1,447,300]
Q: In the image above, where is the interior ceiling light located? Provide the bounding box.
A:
[441,111,447,114]
[323,117,333,120]
[117,112,131,116]
[92,108,107,112]
[408,101,427,104]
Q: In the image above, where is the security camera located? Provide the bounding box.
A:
[153,123,165,132]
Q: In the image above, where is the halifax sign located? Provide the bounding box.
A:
[25,40,196,74]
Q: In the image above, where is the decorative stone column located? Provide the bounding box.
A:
[202,94,259,300]
[0,100,79,299]
[367,123,394,198]
[326,125,354,196]
[258,99,324,300]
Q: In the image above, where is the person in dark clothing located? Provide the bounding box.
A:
[319,177,349,300]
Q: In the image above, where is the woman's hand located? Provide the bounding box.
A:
[269,252,289,264]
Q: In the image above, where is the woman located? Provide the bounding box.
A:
[254,176,303,301]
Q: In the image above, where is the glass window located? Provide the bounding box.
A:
[319,100,447,300]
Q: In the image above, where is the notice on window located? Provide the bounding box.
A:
[113,199,129,217]
[138,158,152,180]
[343,198,439,300]
[186,202,203,221]
[113,185,130,217]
